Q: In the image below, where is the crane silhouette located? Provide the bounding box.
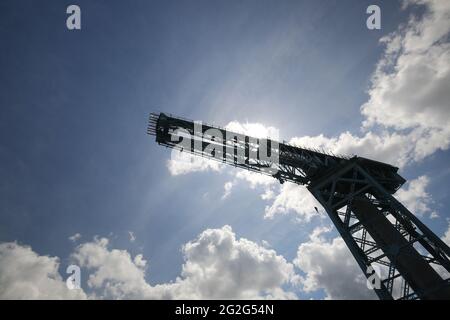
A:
[148,112,450,300]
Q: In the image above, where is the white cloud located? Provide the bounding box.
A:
[166,120,280,177]
[235,170,277,189]
[225,121,280,140]
[69,233,81,243]
[396,175,438,218]
[289,131,414,169]
[71,237,158,299]
[69,226,297,299]
[177,145,319,222]
[0,242,87,299]
[363,0,450,128]
[167,150,222,176]
[293,227,377,300]
[264,182,322,222]
[171,225,297,299]
[360,0,450,160]
[2,225,298,300]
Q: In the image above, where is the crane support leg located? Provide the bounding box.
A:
[308,160,450,300]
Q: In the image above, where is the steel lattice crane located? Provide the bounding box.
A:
[147,112,450,300]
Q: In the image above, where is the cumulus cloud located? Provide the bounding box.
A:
[396,175,438,218]
[170,225,296,299]
[167,150,223,176]
[362,0,450,131]
[72,226,297,299]
[225,121,280,140]
[234,170,277,189]
[220,168,321,222]
[293,227,377,300]
[289,131,414,169]
[71,237,158,299]
[264,183,322,222]
[0,226,297,299]
[0,242,87,299]
[361,0,450,160]
[220,170,277,202]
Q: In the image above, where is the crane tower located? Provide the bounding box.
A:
[147,112,450,300]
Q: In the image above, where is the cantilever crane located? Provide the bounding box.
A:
[147,112,450,300]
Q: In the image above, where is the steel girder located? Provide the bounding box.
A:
[308,159,450,300]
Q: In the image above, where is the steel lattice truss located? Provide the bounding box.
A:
[308,160,450,299]
[148,112,450,300]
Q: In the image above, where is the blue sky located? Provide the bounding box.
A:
[0,0,449,299]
